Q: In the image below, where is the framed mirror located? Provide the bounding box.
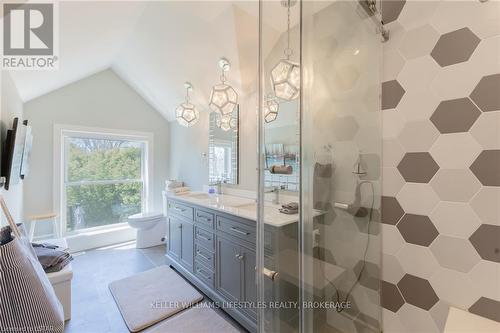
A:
[208,107,239,185]
[264,99,299,191]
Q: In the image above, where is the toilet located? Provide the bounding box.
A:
[127,212,166,249]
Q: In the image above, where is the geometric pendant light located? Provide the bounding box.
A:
[209,58,238,116]
[216,113,237,132]
[176,82,199,127]
[270,0,300,101]
[264,97,279,123]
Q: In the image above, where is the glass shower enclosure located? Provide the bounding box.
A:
[257,1,383,332]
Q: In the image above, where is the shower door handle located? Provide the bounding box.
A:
[255,266,279,281]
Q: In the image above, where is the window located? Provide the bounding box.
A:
[59,129,151,234]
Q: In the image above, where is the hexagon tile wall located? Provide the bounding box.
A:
[380,0,500,332]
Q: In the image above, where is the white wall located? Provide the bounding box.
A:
[0,72,24,223]
[23,69,170,223]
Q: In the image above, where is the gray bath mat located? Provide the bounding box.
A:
[143,306,240,333]
[109,266,203,332]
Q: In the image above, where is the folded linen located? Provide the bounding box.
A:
[282,202,299,210]
[167,186,191,195]
[165,180,184,190]
[32,243,73,273]
[279,208,298,215]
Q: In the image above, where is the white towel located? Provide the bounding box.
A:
[165,180,183,190]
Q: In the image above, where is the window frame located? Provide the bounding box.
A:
[54,124,154,235]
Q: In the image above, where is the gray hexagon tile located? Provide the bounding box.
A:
[353,260,380,291]
[470,112,500,149]
[430,169,481,202]
[399,25,439,60]
[469,224,500,263]
[333,115,359,141]
[382,80,405,110]
[397,183,440,215]
[381,196,405,225]
[383,50,405,81]
[383,139,405,167]
[398,56,440,92]
[397,274,439,310]
[382,254,405,284]
[430,267,480,309]
[470,150,500,186]
[397,152,439,183]
[382,0,406,24]
[383,167,405,196]
[398,303,440,333]
[381,280,405,312]
[470,73,500,112]
[430,202,482,238]
[398,121,439,152]
[382,224,406,256]
[397,0,439,30]
[470,187,500,226]
[431,27,481,67]
[469,260,500,302]
[397,243,440,279]
[430,235,481,273]
[397,214,439,247]
[397,86,440,122]
[430,133,481,169]
[469,297,500,323]
[430,98,481,134]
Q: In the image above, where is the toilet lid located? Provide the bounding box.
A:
[128,212,163,222]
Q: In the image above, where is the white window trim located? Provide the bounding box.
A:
[53,124,154,236]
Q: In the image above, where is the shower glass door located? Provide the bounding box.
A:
[257,1,383,332]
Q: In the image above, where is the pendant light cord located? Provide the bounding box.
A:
[284,0,292,59]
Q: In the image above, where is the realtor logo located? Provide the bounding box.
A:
[2,3,58,69]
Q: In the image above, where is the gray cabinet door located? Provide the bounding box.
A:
[216,236,242,302]
[180,220,194,271]
[168,217,182,260]
[242,246,257,318]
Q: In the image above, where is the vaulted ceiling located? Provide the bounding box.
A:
[8,1,298,122]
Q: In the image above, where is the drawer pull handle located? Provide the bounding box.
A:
[230,227,250,236]
[235,254,244,260]
[197,234,211,241]
[197,215,211,222]
[175,207,187,212]
[197,269,212,280]
[196,251,211,261]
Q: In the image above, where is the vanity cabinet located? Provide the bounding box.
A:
[166,197,299,333]
[167,216,193,272]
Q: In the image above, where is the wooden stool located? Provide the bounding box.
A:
[28,213,59,241]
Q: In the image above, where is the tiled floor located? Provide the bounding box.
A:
[64,242,246,333]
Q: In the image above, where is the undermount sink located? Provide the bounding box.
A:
[185,193,211,200]
[233,202,281,212]
[234,202,257,211]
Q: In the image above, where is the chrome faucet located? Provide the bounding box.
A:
[209,180,223,195]
[264,186,281,205]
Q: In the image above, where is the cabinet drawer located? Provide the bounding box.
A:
[195,209,214,229]
[194,261,214,288]
[195,243,214,269]
[217,216,255,243]
[194,227,215,251]
[168,201,194,220]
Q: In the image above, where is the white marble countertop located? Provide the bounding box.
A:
[165,191,322,227]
